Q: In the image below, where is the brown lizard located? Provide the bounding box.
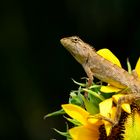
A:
[60,36,140,126]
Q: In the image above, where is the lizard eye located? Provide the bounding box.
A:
[72,37,79,42]
[74,38,78,41]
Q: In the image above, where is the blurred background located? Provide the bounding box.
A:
[0,0,140,139]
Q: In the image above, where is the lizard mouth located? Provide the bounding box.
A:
[60,38,68,47]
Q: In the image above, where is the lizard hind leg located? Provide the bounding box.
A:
[113,93,140,126]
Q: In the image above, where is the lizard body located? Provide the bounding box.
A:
[60,36,140,93]
[60,36,140,125]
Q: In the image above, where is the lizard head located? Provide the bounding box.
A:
[60,36,94,64]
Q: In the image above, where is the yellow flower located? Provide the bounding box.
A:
[47,48,140,139]
[62,104,103,140]
[96,49,140,135]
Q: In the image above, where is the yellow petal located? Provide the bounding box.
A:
[87,116,101,124]
[110,106,117,120]
[99,98,113,117]
[99,99,113,136]
[104,107,117,136]
[104,122,112,136]
[135,57,140,78]
[97,48,122,67]
[69,126,99,140]
[100,85,122,93]
[87,114,103,126]
[61,104,89,125]
[112,94,131,113]
[123,109,140,140]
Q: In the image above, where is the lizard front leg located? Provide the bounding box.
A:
[113,93,140,126]
[82,64,94,97]
[83,64,93,86]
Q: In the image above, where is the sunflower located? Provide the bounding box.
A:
[46,48,140,140]
[64,49,140,139]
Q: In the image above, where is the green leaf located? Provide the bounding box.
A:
[83,89,105,101]
[69,91,83,106]
[44,109,65,119]
[82,96,99,115]
[64,116,82,126]
[72,79,86,87]
[127,58,132,74]
[89,84,101,89]
[53,128,71,139]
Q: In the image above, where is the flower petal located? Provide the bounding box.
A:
[69,126,99,140]
[100,85,122,93]
[104,107,117,136]
[87,115,103,125]
[99,98,113,135]
[112,94,131,113]
[97,48,122,67]
[99,98,113,117]
[123,109,140,140]
[61,104,89,125]
[135,57,140,78]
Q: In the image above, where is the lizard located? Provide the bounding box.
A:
[60,36,140,126]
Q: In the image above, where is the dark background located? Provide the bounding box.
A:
[0,0,140,140]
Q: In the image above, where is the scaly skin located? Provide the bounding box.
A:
[60,36,140,125]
